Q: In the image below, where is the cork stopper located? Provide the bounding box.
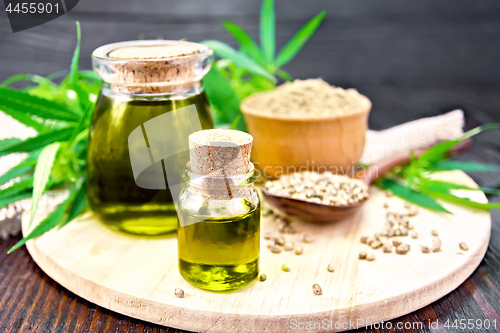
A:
[187,129,254,200]
[189,129,253,177]
[92,40,213,94]
[108,45,198,60]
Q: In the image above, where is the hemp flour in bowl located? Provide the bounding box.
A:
[248,78,367,119]
[241,79,371,178]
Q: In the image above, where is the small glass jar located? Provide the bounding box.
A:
[88,40,213,235]
[177,163,260,291]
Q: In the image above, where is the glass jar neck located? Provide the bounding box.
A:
[183,163,258,200]
[101,81,203,101]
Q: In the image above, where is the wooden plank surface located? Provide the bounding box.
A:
[0,0,500,332]
[20,172,492,333]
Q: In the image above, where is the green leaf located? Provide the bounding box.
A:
[479,187,500,195]
[203,66,246,130]
[430,160,500,173]
[377,178,451,213]
[77,70,102,84]
[229,115,242,130]
[260,0,276,63]
[59,181,87,228]
[68,22,81,88]
[0,107,45,132]
[222,21,267,66]
[28,142,61,228]
[0,192,32,210]
[0,177,33,201]
[0,151,40,185]
[0,87,80,122]
[421,187,500,211]
[0,138,22,151]
[418,124,500,165]
[419,179,500,195]
[202,40,276,82]
[275,9,327,67]
[8,186,76,254]
[0,127,73,157]
[276,69,293,82]
[1,74,58,89]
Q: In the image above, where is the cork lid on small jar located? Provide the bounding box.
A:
[189,129,253,177]
[92,40,213,94]
[187,129,254,200]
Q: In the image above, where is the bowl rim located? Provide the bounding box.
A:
[240,89,372,122]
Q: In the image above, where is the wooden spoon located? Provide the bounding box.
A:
[262,139,472,223]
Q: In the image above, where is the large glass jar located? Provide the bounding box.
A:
[88,40,213,235]
[177,163,260,291]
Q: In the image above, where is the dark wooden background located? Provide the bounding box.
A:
[0,1,499,332]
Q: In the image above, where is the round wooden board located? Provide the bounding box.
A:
[22,171,490,333]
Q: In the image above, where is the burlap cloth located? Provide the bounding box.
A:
[0,109,464,239]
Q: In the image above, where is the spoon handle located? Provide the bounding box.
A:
[363,138,472,185]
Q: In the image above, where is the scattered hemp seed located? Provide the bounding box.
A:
[404,202,411,209]
[431,230,439,237]
[264,232,271,240]
[174,288,184,298]
[271,245,282,254]
[408,207,419,216]
[459,242,469,251]
[366,252,376,261]
[284,242,294,251]
[282,263,290,272]
[395,244,410,255]
[421,246,430,253]
[303,233,312,243]
[312,284,323,295]
[385,191,393,197]
[432,239,442,252]
[382,244,393,253]
[360,236,369,244]
[394,229,402,236]
[374,232,382,239]
[392,239,402,247]
[277,215,290,223]
[386,212,396,222]
[327,264,335,272]
[259,274,267,282]
[359,251,367,260]
[410,231,418,239]
[366,237,376,246]
[277,237,286,246]
[383,202,389,209]
[370,241,382,249]
[262,207,274,216]
[295,246,304,255]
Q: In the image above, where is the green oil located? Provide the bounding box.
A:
[177,204,260,291]
[87,91,212,235]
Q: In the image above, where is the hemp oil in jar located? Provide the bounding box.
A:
[88,41,213,235]
[177,129,260,291]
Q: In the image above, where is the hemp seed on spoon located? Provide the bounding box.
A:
[264,171,369,206]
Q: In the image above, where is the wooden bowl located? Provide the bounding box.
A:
[241,91,371,179]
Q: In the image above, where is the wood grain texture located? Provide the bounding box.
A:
[19,172,491,333]
[1,0,500,332]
